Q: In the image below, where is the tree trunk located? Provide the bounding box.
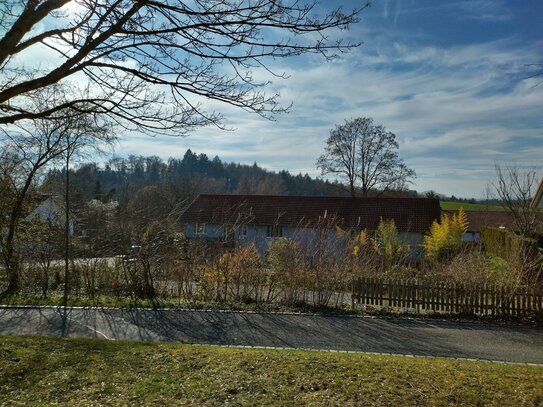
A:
[2,163,42,294]
[63,146,70,307]
[2,201,25,294]
[4,261,20,294]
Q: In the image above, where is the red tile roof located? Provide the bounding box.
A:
[180,194,441,233]
[443,210,516,232]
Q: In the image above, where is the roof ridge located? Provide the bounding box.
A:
[197,193,438,201]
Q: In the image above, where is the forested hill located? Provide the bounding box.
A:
[44,149,347,205]
[40,150,419,252]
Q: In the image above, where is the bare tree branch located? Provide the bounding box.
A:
[493,163,542,237]
[0,0,367,135]
[0,83,115,293]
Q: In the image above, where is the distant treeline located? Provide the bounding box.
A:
[43,150,493,218]
[44,149,352,204]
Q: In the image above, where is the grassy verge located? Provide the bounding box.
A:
[0,293,177,309]
[440,201,505,212]
[0,293,355,314]
[1,336,542,406]
[2,294,542,327]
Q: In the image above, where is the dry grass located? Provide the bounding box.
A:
[1,336,542,406]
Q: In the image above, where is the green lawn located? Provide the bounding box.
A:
[440,201,506,212]
[0,336,542,406]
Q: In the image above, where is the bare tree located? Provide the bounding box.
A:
[316,118,362,197]
[0,0,366,134]
[0,85,114,294]
[493,164,542,237]
[60,105,115,305]
[127,185,173,237]
[317,117,415,197]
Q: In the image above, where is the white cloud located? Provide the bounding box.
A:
[458,0,514,22]
[9,0,533,199]
[116,34,542,198]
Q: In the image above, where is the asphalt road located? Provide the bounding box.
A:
[1,306,542,364]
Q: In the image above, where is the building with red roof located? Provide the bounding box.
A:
[180,194,441,256]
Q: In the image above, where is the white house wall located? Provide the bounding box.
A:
[184,223,426,259]
[25,198,75,235]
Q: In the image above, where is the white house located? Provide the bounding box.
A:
[180,194,441,257]
[25,195,75,235]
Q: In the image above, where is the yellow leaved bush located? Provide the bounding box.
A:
[423,207,468,261]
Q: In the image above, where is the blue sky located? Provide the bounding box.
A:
[118,0,542,198]
[11,0,542,198]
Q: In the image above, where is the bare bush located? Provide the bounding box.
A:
[227,244,263,303]
[267,238,307,304]
[298,215,352,308]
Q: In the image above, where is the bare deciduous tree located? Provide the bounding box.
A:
[0,0,366,134]
[493,164,542,237]
[0,85,114,294]
[127,185,172,237]
[317,117,415,197]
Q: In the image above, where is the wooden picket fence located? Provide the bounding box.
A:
[352,277,543,317]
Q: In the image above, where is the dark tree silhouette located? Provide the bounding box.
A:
[317,117,416,197]
[0,0,366,134]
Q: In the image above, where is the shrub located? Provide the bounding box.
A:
[423,207,468,261]
[372,219,410,265]
[228,244,263,302]
[351,219,410,272]
[440,249,493,285]
[267,238,306,304]
[130,221,183,299]
[420,246,522,287]
[486,254,518,286]
[481,227,542,285]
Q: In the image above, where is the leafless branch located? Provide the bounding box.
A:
[0,0,367,135]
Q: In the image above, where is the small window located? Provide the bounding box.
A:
[266,225,283,238]
[240,225,248,238]
[195,223,207,235]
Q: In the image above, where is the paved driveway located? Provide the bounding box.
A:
[1,306,542,364]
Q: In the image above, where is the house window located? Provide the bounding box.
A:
[266,225,283,238]
[240,225,248,239]
[195,223,207,235]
